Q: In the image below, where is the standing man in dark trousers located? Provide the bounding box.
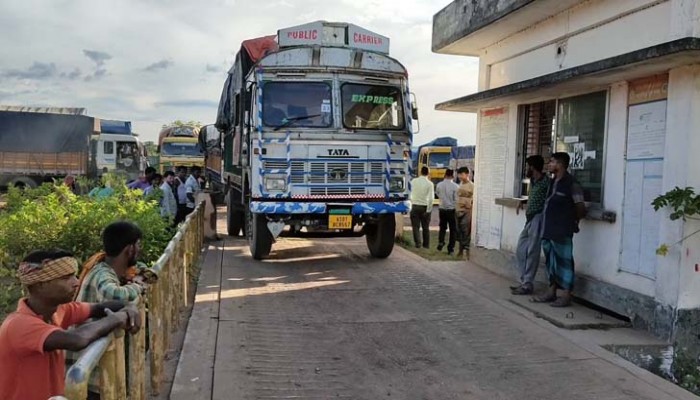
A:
[456,167,474,257]
[511,156,549,295]
[409,166,434,249]
[436,169,459,255]
[174,166,189,225]
[534,152,586,307]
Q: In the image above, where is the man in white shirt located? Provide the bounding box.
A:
[409,166,435,249]
[160,171,178,222]
[185,166,203,213]
[435,169,459,255]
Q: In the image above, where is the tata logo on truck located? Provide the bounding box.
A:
[327,149,350,156]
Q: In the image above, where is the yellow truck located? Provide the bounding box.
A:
[157,125,205,174]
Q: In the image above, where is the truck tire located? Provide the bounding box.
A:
[248,210,272,260]
[365,214,396,258]
[226,192,244,237]
[11,177,38,190]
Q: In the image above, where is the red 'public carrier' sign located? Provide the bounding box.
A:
[278,21,390,55]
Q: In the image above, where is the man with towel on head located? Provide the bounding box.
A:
[0,249,141,400]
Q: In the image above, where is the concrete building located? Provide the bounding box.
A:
[432,0,700,346]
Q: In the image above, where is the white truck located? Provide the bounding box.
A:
[208,21,419,259]
[0,107,144,189]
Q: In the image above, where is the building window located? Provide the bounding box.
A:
[517,91,607,203]
[555,91,607,204]
[518,101,555,196]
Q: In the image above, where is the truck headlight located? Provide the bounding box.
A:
[265,177,287,192]
[390,176,405,192]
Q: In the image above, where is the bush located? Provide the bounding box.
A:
[0,181,172,317]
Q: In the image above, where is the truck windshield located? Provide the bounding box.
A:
[262,82,332,128]
[170,126,196,137]
[117,141,140,171]
[161,142,203,157]
[341,83,404,130]
[428,153,451,168]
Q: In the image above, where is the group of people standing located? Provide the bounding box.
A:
[409,166,474,257]
[127,166,203,225]
[408,152,586,308]
[511,153,586,308]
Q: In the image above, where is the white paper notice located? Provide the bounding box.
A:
[564,136,579,144]
[475,107,508,250]
[321,99,331,113]
[627,100,667,160]
[584,150,596,160]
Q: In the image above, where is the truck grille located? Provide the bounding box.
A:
[261,160,393,197]
[310,187,366,196]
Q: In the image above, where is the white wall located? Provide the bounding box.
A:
[479,0,673,90]
[670,65,700,310]
[464,0,700,310]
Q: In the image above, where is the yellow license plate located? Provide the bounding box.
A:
[328,215,353,230]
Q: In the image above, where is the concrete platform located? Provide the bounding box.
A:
[508,296,632,330]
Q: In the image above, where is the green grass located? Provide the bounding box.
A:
[396,231,467,261]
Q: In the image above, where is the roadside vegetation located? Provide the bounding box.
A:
[0,180,171,318]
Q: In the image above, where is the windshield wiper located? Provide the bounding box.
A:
[273,114,321,131]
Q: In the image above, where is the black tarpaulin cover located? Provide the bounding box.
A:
[0,111,93,153]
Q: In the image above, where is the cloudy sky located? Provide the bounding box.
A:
[0,0,479,145]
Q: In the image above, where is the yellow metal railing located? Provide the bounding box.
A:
[64,202,205,400]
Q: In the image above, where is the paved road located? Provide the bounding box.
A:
[172,234,696,400]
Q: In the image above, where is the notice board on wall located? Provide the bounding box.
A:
[620,100,667,278]
[475,107,508,250]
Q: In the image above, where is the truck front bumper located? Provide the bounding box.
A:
[250,200,411,215]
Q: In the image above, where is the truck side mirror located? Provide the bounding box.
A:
[410,92,420,134]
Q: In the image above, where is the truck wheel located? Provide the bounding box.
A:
[226,193,244,237]
[248,210,272,260]
[11,177,37,190]
[365,214,396,258]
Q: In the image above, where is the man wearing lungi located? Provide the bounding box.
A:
[534,152,586,307]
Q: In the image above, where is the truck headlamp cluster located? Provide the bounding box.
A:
[265,177,287,192]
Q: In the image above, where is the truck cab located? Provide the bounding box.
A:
[157,125,205,174]
[211,21,419,260]
[92,133,142,181]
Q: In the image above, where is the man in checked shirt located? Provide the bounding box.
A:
[67,221,150,399]
[511,156,550,295]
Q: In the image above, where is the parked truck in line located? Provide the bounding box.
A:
[200,124,225,202]
[207,21,419,259]
[0,106,144,189]
[157,125,205,174]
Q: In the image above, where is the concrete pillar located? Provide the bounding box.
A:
[655,65,700,310]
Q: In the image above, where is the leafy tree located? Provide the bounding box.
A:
[162,120,202,129]
[144,141,158,155]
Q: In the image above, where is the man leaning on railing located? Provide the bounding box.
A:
[0,250,141,400]
[67,221,153,399]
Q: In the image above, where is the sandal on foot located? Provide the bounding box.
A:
[530,294,557,303]
[549,297,572,308]
[511,286,533,295]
